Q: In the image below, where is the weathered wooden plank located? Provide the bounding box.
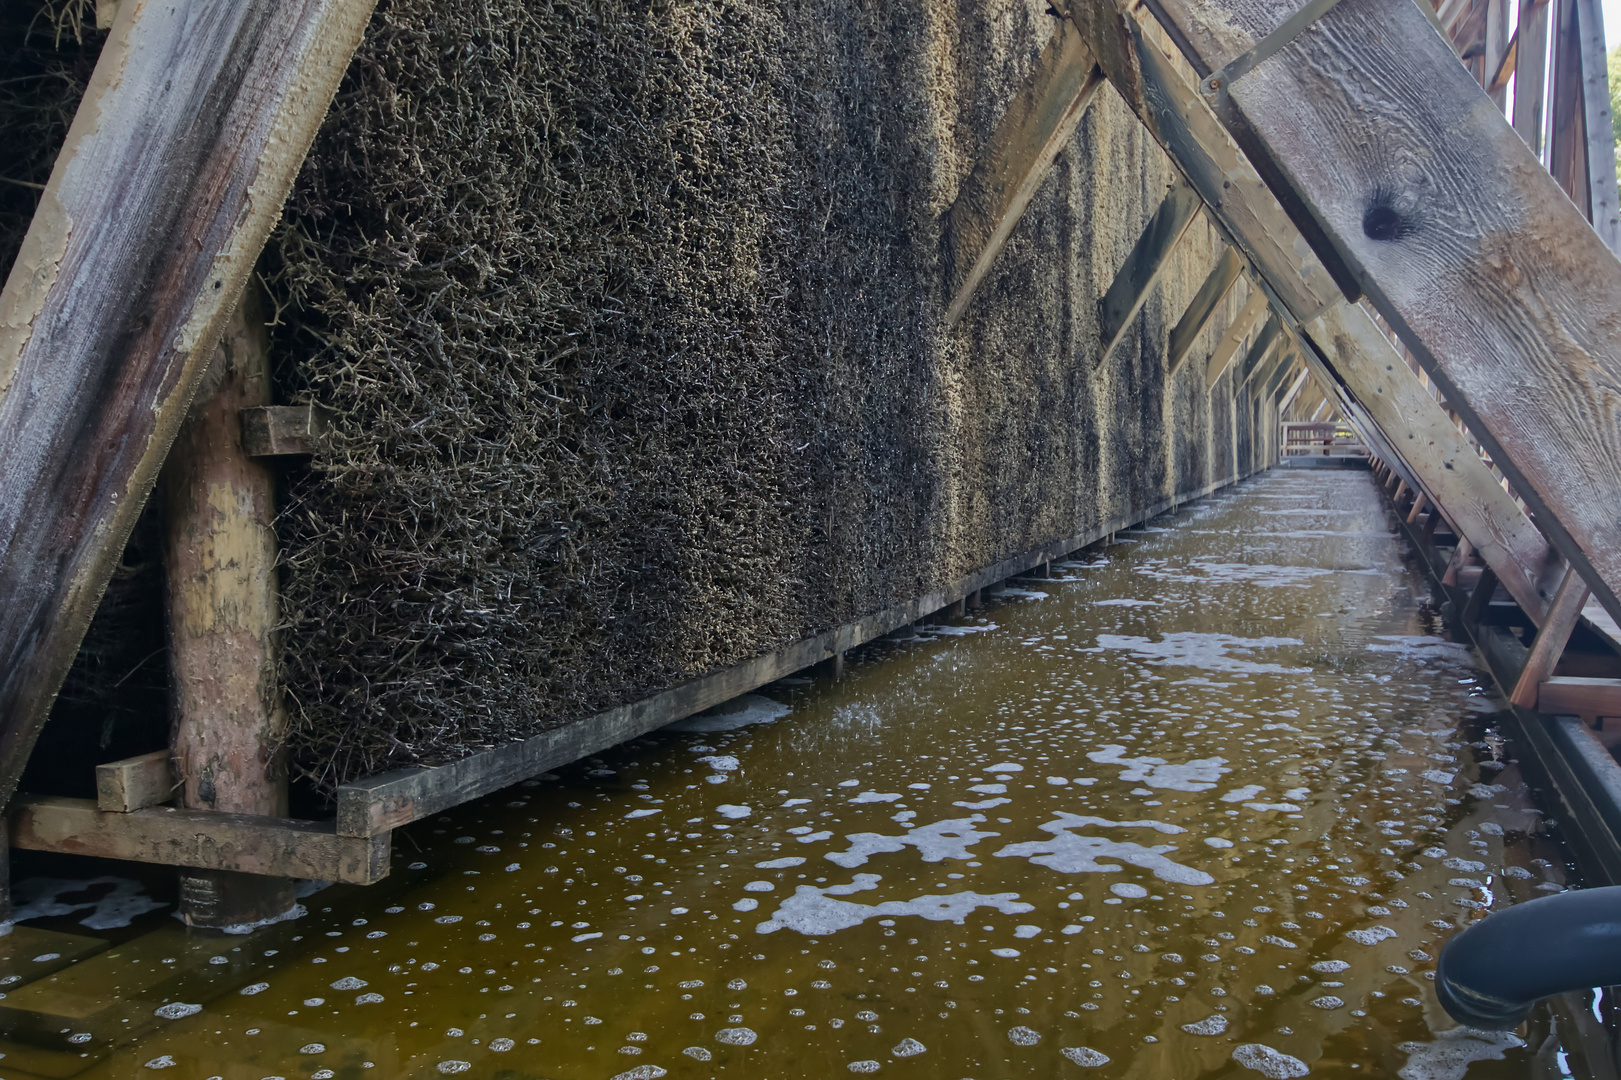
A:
[1573,0,1621,250]
[1511,566,1591,706]
[240,404,331,457]
[1515,0,1550,154]
[1278,368,1310,412]
[0,0,378,808]
[1144,0,1621,629]
[1305,302,1567,623]
[1204,288,1270,388]
[1548,0,1590,216]
[11,796,390,885]
[94,750,173,813]
[1233,314,1282,387]
[1098,178,1203,364]
[945,22,1104,326]
[1264,354,1298,401]
[1540,676,1621,719]
[1167,246,1243,374]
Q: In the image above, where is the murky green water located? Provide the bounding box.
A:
[8,469,1600,1079]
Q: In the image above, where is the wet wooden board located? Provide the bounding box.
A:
[1097,177,1203,364]
[944,21,1104,326]
[11,797,389,884]
[1144,0,1621,630]
[0,0,378,808]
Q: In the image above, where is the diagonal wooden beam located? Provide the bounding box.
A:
[1167,246,1243,374]
[1234,314,1283,388]
[944,22,1104,326]
[0,0,378,806]
[1262,350,1297,400]
[1097,177,1203,365]
[1141,0,1621,629]
[1204,288,1270,388]
[1278,368,1311,413]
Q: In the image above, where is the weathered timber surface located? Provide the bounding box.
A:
[1574,0,1621,251]
[1304,302,1567,624]
[1147,0,1621,628]
[240,405,331,457]
[1167,246,1242,374]
[1514,0,1550,154]
[94,750,172,813]
[1541,676,1621,719]
[1234,315,1282,388]
[1204,288,1269,388]
[11,796,390,884]
[1097,177,1202,364]
[333,475,1242,837]
[0,0,377,807]
[1278,368,1309,411]
[944,21,1103,326]
[1511,566,1591,706]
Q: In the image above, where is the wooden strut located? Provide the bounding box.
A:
[1167,247,1243,374]
[1511,565,1593,707]
[1097,176,1203,365]
[1137,0,1621,631]
[944,21,1104,326]
[0,0,380,810]
[1204,289,1270,389]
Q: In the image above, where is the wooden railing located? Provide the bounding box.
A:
[1281,422,1369,460]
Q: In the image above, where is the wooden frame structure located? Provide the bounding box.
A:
[3,0,1621,919]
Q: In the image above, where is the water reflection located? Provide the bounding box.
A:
[14,470,1589,1078]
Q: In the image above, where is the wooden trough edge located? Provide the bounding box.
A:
[333,470,1262,839]
[1378,470,1621,884]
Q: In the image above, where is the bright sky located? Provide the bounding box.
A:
[1606,0,1621,50]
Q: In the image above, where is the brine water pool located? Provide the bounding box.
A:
[15,469,1600,1079]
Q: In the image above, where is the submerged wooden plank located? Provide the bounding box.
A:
[1145,0,1621,630]
[1097,177,1203,364]
[945,22,1104,326]
[0,0,378,808]
[11,796,389,884]
[1167,246,1243,374]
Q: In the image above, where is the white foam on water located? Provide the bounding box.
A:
[1085,745,1228,791]
[1311,960,1350,974]
[987,762,1023,772]
[1232,1044,1310,1078]
[954,798,1012,809]
[967,783,1007,794]
[1013,925,1041,938]
[1095,599,1159,607]
[625,808,660,819]
[755,857,805,869]
[1110,883,1148,899]
[1181,1015,1228,1035]
[715,1027,757,1046]
[696,755,740,772]
[1097,632,1310,674]
[991,947,1020,958]
[892,1038,925,1057]
[13,875,167,930]
[850,792,902,804]
[1367,636,1476,668]
[666,694,790,733]
[610,1067,666,1080]
[994,813,1212,885]
[716,804,751,819]
[926,622,999,636]
[755,875,1033,935]
[1007,1026,1040,1046]
[1347,926,1398,945]
[825,816,999,868]
[1000,588,1048,600]
[1061,1047,1110,1067]
[1397,1030,1524,1080]
[1204,838,1234,848]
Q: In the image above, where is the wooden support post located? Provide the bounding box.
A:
[1167,247,1243,374]
[1444,538,1475,586]
[1511,566,1593,706]
[1097,177,1203,365]
[944,22,1104,326]
[1204,290,1270,388]
[1407,493,1429,525]
[162,293,294,930]
[0,0,379,809]
[1573,0,1621,251]
[1515,0,1550,154]
[1234,315,1283,389]
[1139,0,1621,630]
[1278,369,1310,414]
[1422,504,1443,543]
[1463,566,1502,627]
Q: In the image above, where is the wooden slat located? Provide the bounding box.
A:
[1233,314,1282,387]
[10,796,390,884]
[240,404,331,457]
[1512,566,1591,706]
[0,0,378,808]
[1514,0,1550,154]
[94,750,173,813]
[944,22,1104,326]
[1204,288,1270,388]
[1167,246,1243,374]
[1097,177,1203,364]
[1142,0,1621,631]
[1540,676,1621,718]
[1278,368,1310,412]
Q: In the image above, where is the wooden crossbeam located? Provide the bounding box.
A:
[1204,289,1270,388]
[1097,177,1203,364]
[944,22,1104,326]
[1233,315,1282,388]
[1511,566,1591,706]
[1262,351,1297,400]
[10,796,390,885]
[1278,368,1311,412]
[1540,676,1621,720]
[0,0,378,808]
[1141,0,1621,630]
[1167,247,1243,374]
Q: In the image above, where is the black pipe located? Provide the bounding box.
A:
[1436,885,1621,1029]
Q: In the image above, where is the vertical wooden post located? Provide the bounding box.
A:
[1511,566,1592,706]
[163,290,294,929]
[1443,536,1475,586]
[1406,493,1429,524]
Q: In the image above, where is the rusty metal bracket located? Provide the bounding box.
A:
[1199,0,1349,100]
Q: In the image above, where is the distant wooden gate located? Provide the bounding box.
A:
[1281,422,1368,461]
